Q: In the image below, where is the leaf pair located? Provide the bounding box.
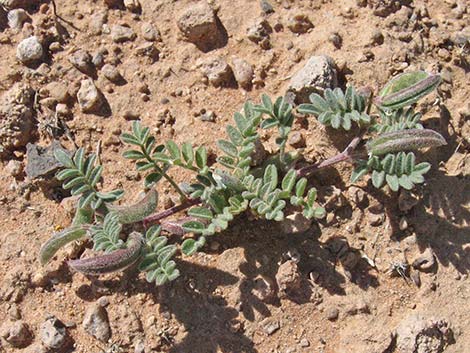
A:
[138,226,180,286]
[55,148,123,210]
[298,86,370,130]
[373,107,423,133]
[352,152,431,191]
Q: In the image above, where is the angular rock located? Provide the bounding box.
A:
[0,321,32,348]
[82,303,111,342]
[77,79,103,113]
[7,9,30,30]
[111,25,136,43]
[177,2,226,52]
[287,55,337,103]
[201,57,234,87]
[25,141,66,180]
[231,57,253,89]
[16,36,43,64]
[69,49,94,76]
[40,316,69,350]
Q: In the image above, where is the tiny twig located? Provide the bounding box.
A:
[143,198,201,228]
[296,136,364,178]
[51,0,81,31]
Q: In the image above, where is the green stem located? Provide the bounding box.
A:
[141,147,188,201]
[279,139,287,166]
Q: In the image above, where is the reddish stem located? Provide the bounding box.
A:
[143,198,201,228]
[296,136,364,178]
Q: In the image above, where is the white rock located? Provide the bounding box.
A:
[16,36,43,64]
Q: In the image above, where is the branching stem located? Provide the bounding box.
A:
[141,147,188,201]
[143,198,201,228]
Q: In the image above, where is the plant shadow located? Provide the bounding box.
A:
[156,260,257,353]
[369,111,470,274]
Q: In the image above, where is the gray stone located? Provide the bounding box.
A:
[177,2,226,52]
[287,55,337,103]
[7,9,30,30]
[111,25,136,43]
[101,64,123,83]
[201,57,234,87]
[69,49,94,75]
[0,321,32,348]
[141,22,161,42]
[82,303,111,342]
[16,36,43,64]
[77,79,103,113]
[25,141,66,180]
[231,58,253,89]
[40,316,69,350]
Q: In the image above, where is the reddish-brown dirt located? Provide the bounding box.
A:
[0,0,469,352]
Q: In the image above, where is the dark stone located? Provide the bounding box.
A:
[25,141,68,180]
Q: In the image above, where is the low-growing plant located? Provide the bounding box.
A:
[40,71,446,287]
